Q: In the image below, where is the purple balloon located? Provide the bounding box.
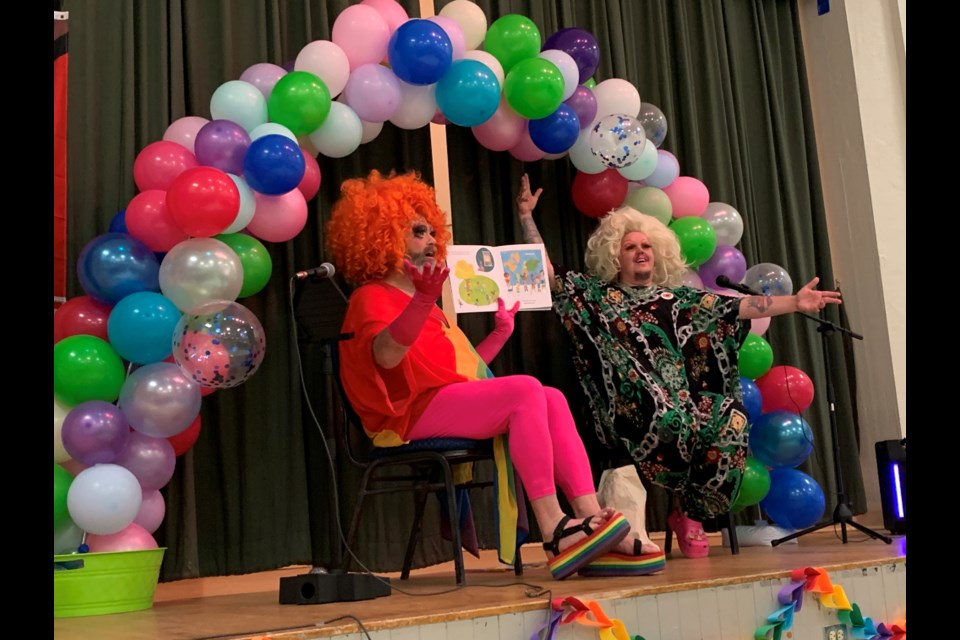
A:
[239,63,287,100]
[698,245,747,290]
[194,119,252,175]
[61,401,131,465]
[563,85,598,130]
[542,28,600,84]
[113,432,177,491]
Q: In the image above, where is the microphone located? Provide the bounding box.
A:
[714,275,759,296]
[294,262,336,280]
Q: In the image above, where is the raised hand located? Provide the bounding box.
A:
[516,173,543,218]
[794,277,842,313]
[475,297,522,365]
[403,258,450,300]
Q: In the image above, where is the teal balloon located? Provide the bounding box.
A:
[669,217,717,268]
[107,291,182,364]
[749,411,814,468]
[436,60,501,127]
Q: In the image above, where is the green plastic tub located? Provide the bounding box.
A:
[53,548,166,618]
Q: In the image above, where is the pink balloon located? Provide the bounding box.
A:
[472,99,525,151]
[750,316,771,336]
[662,176,709,217]
[297,151,321,201]
[134,490,166,533]
[246,190,309,243]
[239,63,287,100]
[133,141,199,192]
[508,126,547,162]
[86,522,159,552]
[125,190,189,252]
[332,5,391,70]
[163,116,210,154]
[361,0,410,34]
[429,15,466,60]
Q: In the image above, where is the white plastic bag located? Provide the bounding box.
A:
[596,465,654,546]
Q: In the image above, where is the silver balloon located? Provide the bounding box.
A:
[743,262,794,296]
[172,300,266,389]
[159,237,243,313]
[636,102,668,148]
[701,202,744,246]
[118,362,202,438]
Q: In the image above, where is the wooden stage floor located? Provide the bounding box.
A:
[54,528,906,640]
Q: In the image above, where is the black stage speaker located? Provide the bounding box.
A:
[279,572,391,605]
[874,439,906,535]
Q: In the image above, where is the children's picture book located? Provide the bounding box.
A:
[446,243,553,313]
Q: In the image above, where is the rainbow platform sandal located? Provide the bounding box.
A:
[543,512,631,580]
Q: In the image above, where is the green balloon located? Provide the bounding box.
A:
[739,334,774,380]
[583,77,597,89]
[731,456,771,511]
[669,217,717,268]
[483,14,542,74]
[53,335,126,406]
[503,58,565,120]
[267,71,331,136]
[625,187,672,225]
[54,464,73,529]
[215,233,273,298]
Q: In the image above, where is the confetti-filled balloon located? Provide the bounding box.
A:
[589,114,647,168]
[173,301,267,389]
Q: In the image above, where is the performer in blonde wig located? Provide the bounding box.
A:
[515,174,841,559]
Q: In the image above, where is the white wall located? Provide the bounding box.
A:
[798,0,906,517]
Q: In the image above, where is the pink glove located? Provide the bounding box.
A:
[475,298,521,364]
[387,259,450,346]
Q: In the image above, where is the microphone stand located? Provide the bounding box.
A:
[721,278,892,546]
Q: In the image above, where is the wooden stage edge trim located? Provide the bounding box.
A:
[253,555,906,639]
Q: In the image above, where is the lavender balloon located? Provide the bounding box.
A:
[113,432,177,491]
[563,85,597,130]
[61,400,131,465]
[119,362,202,438]
[542,28,600,83]
[194,119,252,176]
[698,246,747,290]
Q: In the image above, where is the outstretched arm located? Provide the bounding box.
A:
[373,259,449,369]
[738,277,842,320]
[515,173,560,292]
[474,297,521,364]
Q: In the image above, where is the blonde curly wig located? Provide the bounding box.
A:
[584,206,688,286]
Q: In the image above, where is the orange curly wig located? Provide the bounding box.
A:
[326,170,451,285]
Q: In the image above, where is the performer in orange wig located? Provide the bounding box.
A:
[326,170,666,580]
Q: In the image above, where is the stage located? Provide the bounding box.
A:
[54,527,906,640]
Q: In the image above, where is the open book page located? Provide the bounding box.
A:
[446,243,553,313]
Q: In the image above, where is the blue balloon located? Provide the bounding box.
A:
[242,134,305,196]
[436,60,501,127]
[760,468,826,529]
[107,291,182,364]
[748,410,814,468]
[108,209,128,234]
[528,103,580,153]
[387,19,453,86]
[77,233,160,304]
[740,376,762,423]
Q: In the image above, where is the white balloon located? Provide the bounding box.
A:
[389,81,438,130]
[249,123,297,143]
[462,50,504,87]
[308,101,363,158]
[568,128,607,174]
[360,119,384,144]
[701,202,745,246]
[539,50,579,101]
[295,40,350,97]
[590,79,642,128]
[223,174,256,234]
[439,0,488,51]
[210,80,268,133]
[159,238,243,313]
[67,464,143,535]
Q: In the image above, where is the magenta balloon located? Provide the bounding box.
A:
[113,431,177,491]
[61,400,131,465]
[698,245,747,289]
[194,119,252,176]
[542,28,600,83]
[563,85,598,130]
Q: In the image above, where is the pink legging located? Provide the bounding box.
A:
[407,375,595,501]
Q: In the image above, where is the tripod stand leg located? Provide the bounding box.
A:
[845,519,893,544]
[770,520,833,547]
